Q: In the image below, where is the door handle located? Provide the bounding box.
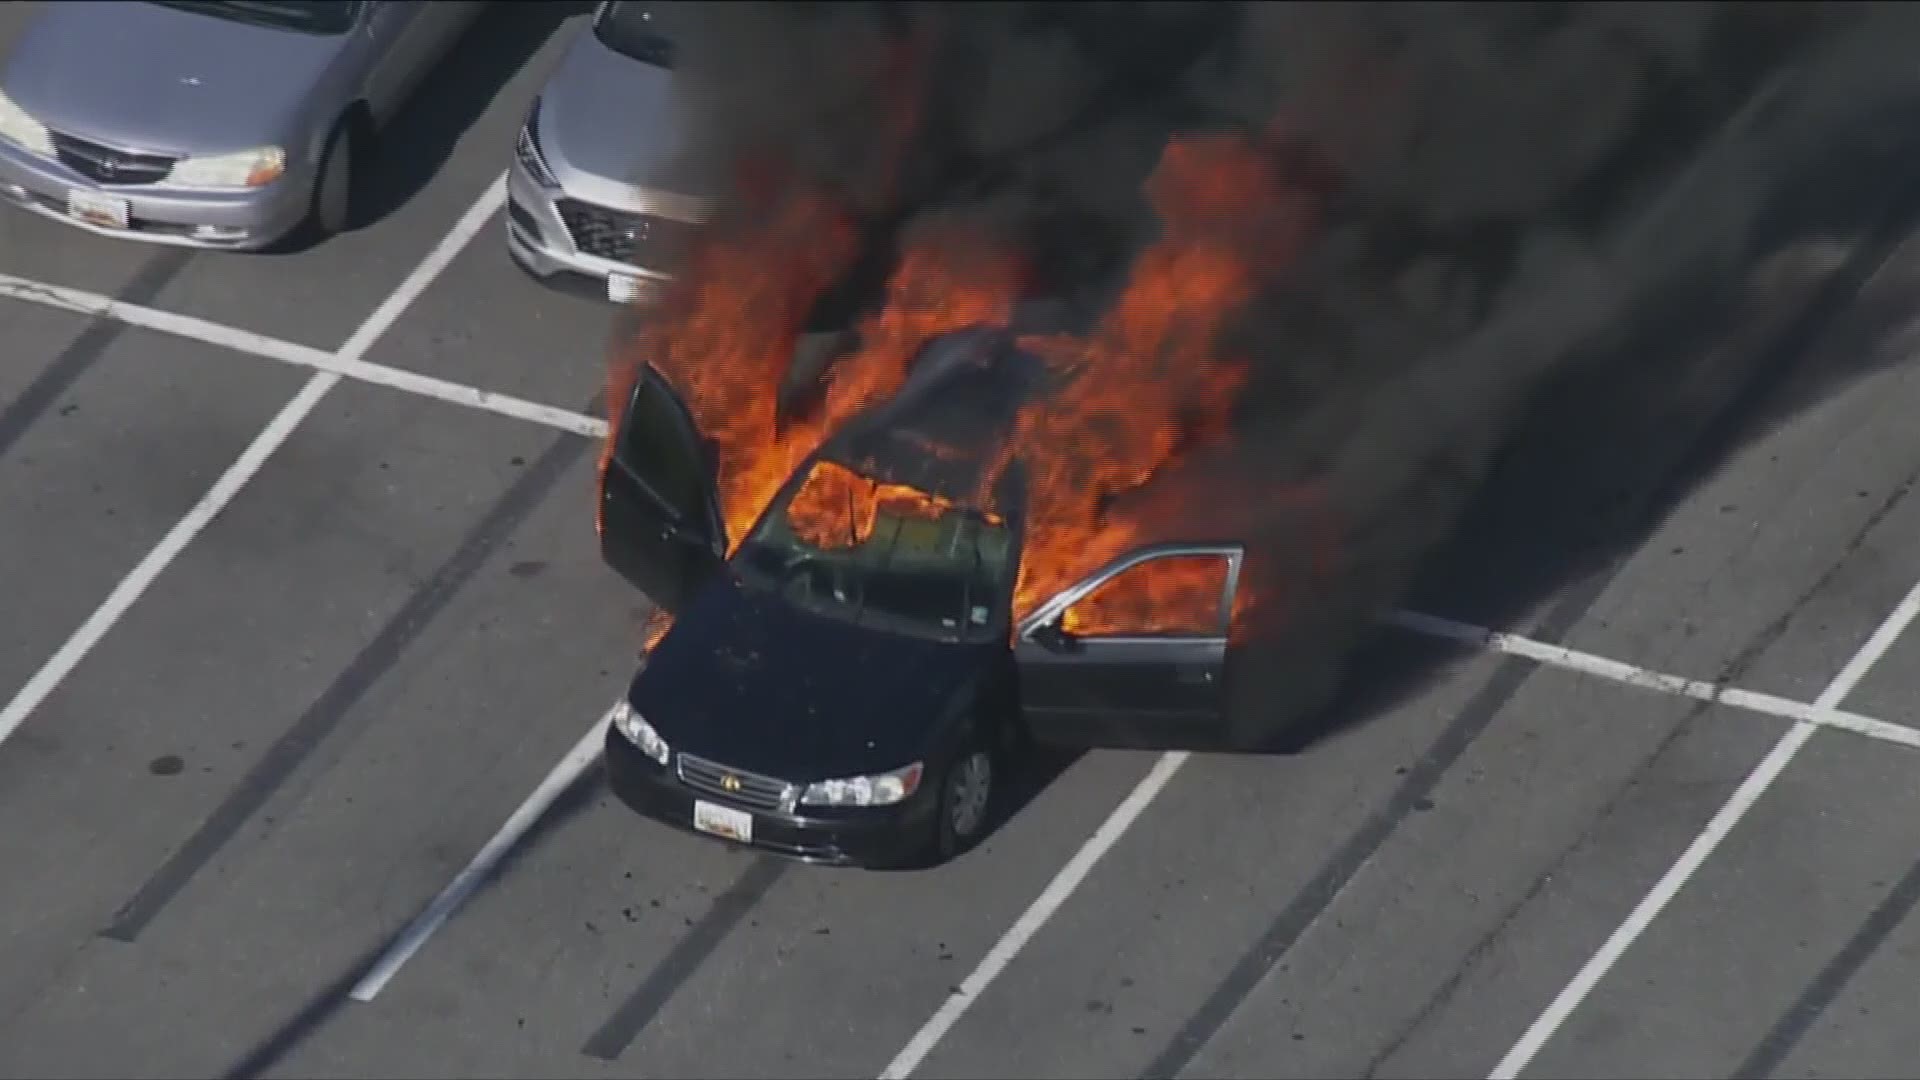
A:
[1175,666,1215,684]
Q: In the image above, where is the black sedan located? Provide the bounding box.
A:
[595,324,1254,867]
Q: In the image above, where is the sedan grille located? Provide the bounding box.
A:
[556,198,696,269]
[676,753,792,813]
[49,131,176,186]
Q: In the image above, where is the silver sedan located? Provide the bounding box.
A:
[507,1,710,304]
[0,0,483,252]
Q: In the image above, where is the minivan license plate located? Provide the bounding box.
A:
[67,189,129,230]
[693,799,753,843]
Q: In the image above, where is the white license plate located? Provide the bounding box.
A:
[66,189,129,230]
[692,799,754,843]
[607,273,656,304]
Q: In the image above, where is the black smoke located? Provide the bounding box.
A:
[635,0,1920,745]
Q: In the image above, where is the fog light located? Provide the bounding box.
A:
[192,224,248,241]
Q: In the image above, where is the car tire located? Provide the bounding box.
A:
[931,732,997,864]
[310,117,358,238]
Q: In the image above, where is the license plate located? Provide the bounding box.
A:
[66,189,129,230]
[693,799,753,844]
[607,273,655,304]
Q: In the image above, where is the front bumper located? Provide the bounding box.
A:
[0,138,309,251]
[603,725,937,868]
[504,158,677,305]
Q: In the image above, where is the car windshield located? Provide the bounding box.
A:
[595,1,675,66]
[147,0,359,34]
[734,460,1012,643]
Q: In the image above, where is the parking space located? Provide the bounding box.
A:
[350,194,622,426]
[6,3,1920,1079]
[901,646,1515,1080]
[1758,855,1920,1080]
[1484,722,1920,1080]
[0,317,302,695]
[1184,695,1795,1080]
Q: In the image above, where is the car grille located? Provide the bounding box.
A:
[555,198,696,269]
[49,131,177,186]
[676,753,792,813]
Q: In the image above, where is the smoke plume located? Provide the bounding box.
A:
[626,0,1920,735]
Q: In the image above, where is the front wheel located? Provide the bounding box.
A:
[931,738,996,864]
[310,118,358,238]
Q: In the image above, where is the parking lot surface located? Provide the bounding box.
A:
[6,5,1920,1079]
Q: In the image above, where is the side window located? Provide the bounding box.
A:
[616,373,708,519]
[1057,553,1233,638]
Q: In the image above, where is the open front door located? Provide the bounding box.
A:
[598,365,726,614]
[1014,543,1244,750]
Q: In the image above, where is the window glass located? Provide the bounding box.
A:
[1058,553,1230,637]
[616,374,707,521]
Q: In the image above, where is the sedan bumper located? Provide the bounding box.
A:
[603,726,937,869]
[0,139,309,251]
[505,156,678,305]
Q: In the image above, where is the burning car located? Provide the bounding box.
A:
[597,320,1255,867]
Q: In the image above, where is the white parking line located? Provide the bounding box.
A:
[877,605,1920,1079]
[0,268,606,440]
[349,590,1920,1040]
[0,176,507,752]
[349,702,614,1002]
[1488,578,1920,1079]
[880,749,1190,1080]
[1388,610,1920,750]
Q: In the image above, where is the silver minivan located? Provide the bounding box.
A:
[506,1,710,304]
[0,0,482,251]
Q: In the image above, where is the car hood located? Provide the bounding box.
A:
[1,1,344,155]
[629,574,990,784]
[538,27,690,190]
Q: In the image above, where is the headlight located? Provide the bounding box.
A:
[0,88,54,158]
[167,146,285,189]
[514,97,558,188]
[800,761,924,808]
[611,700,669,766]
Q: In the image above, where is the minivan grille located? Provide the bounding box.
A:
[50,131,176,186]
[676,753,791,813]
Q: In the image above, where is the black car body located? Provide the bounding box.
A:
[597,323,1253,866]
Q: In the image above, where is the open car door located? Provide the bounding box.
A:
[1014,542,1248,751]
[598,364,727,614]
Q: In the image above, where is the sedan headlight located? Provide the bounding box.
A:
[167,146,285,189]
[611,700,669,766]
[514,97,559,188]
[800,762,924,808]
[0,88,54,158]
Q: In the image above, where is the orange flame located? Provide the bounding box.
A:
[784,458,997,551]
[607,130,1323,647]
[1059,553,1231,638]
[1000,133,1316,625]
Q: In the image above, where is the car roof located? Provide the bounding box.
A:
[818,323,1046,514]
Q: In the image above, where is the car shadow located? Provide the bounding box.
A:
[270,0,592,254]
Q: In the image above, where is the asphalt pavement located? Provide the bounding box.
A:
[6,4,1920,1079]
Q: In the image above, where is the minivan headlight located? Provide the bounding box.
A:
[611,700,669,765]
[0,88,54,157]
[168,146,285,189]
[800,762,924,807]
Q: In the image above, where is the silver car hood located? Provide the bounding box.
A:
[537,23,706,215]
[1,1,345,156]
